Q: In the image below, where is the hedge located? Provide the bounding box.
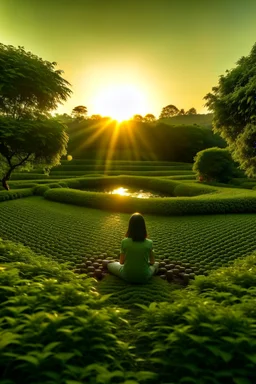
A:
[11,173,49,180]
[63,175,216,196]
[44,187,256,215]
[50,170,195,176]
[52,164,193,171]
[0,188,33,202]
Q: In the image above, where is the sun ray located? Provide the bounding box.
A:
[104,120,121,174]
[72,118,113,158]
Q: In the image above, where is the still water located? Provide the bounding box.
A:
[84,186,168,198]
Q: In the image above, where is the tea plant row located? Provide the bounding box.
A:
[0,197,255,277]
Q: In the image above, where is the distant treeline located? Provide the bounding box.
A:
[66,119,226,162]
[159,113,213,128]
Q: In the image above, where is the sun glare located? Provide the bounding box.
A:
[110,187,129,196]
[92,84,147,121]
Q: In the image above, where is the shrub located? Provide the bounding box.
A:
[193,147,236,182]
[0,188,33,202]
[44,187,256,215]
[135,252,256,383]
[0,238,154,384]
[33,184,50,195]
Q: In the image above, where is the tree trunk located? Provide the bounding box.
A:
[1,169,13,191]
[2,176,10,191]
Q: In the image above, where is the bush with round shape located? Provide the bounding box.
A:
[193,147,236,183]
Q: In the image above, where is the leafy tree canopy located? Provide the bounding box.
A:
[0,43,71,189]
[144,113,156,122]
[0,116,68,186]
[0,43,72,118]
[204,42,256,177]
[132,114,143,122]
[159,104,179,119]
[72,105,88,119]
[90,114,102,120]
[186,107,197,115]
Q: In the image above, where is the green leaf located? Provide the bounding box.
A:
[245,354,256,364]
[17,355,39,366]
[55,352,75,361]
[66,381,82,384]
[233,378,252,384]
[0,332,20,349]
[43,341,61,352]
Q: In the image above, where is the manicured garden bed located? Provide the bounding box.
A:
[0,197,255,278]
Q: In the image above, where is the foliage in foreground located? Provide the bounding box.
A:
[0,239,256,383]
[0,239,155,384]
[135,252,256,383]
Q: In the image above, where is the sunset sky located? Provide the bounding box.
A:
[1,0,256,120]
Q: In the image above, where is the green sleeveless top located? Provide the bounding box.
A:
[120,237,153,283]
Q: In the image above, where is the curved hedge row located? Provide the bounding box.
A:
[44,188,256,215]
[68,175,216,195]
[50,169,195,176]
[40,175,256,215]
[0,188,33,202]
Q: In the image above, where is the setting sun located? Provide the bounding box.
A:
[92,84,147,121]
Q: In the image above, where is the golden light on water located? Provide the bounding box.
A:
[111,187,129,196]
[108,186,158,199]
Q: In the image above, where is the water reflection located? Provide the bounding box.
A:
[106,186,163,199]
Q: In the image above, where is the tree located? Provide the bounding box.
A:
[0,43,71,189]
[54,113,73,124]
[193,147,236,183]
[186,108,197,115]
[0,43,71,118]
[159,105,179,119]
[0,117,68,189]
[132,114,143,122]
[71,105,88,120]
[204,42,256,178]
[90,114,102,120]
[178,109,185,115]
[144,114,156,122]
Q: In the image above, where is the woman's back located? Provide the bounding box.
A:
[121,237,153,282]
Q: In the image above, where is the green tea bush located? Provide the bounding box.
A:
[44,187,256,215]
[1,197,255,274]
[0,238,155,384]
[50,169,195,176]
[11,173,49,180]
[0,188,33,202]
[173,182,217,197]
[135,252,256,383]
[193,147,236,182]
[53,164,193,172]
[0,182,37,190]
[0,238,74,282]
[33,184,50,195]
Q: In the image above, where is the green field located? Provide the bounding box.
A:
[0,197,255,274]
[1,159,256,383]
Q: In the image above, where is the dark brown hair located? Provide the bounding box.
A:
[125,212,147,242]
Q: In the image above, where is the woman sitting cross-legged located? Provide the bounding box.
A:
[107,212,159,283]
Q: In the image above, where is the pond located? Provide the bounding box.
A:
[83,186,169,198]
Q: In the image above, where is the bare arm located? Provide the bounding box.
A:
[149,250,155,265]
[120,253,125,265]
